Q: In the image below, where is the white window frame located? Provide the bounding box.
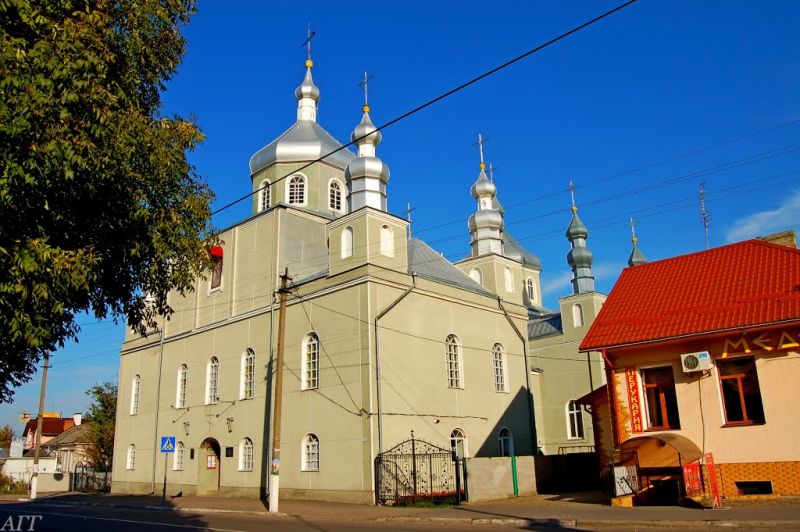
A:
[130,375,141,415]
[379,225,394,257]
[573,303,585,327]
[526,277,537,303]
[126,444,136,470]
[469,267,482,286]
[504,267,514,293]
[450,428,468,459]
[301,433,320,471]
[241,349,255,400]
[328,179,345,213]
[176,364,188,409]
[566,400,585,440]
[341,226,354,259]
[286,174,307,206]
[492,343,508,393]
[498,427,514,457]
[258,179,271,212]
[445,334,464,389]
[239,437,254,471]
[302,333,320,390]
[173,441,185,471]
[206,356,220,405]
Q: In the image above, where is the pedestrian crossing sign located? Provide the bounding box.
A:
[160,436,176,453]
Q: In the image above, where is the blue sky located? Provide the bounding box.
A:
[2,0,799,428]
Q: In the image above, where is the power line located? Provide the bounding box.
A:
[210,0,639,217]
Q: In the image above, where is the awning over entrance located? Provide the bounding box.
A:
[617,433,703,464]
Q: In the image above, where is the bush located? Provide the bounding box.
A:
[0,474,28,495]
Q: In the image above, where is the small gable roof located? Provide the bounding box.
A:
[580,239,800,351]
[22,417,75,438]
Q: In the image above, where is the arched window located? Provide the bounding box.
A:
[287,175,306,205]
[380,225,394,257]
[329,180,343,212]
[126,444,136,470]
[450,428,467,459]
[504,267,514,293]
[258,179,270,212]
[301,433,320,471]
[174,441,185,470]
[239,437,254,471]
[130,375,141,415]
[469,268,482,286]
[206,356,220,404]
[526,277,537,303]
[572,303,585,327]
[492,343,508,392]
[566,400,585,439]
[498,428,514,457]
[302,333,320,390]
[176,364,188,408]
[241,349,255,400]
[445,334,463,389]
[341,227,353,259]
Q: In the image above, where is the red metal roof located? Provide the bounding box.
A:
[22,417,75,438]
[580,239,800,351]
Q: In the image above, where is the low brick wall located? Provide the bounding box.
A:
[713,461,800,498]
[465,456,535,502]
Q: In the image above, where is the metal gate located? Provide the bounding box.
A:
[375,433,466,505]
[72,462,111,492]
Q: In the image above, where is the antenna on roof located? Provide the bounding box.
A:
[405,202,415,238]
[699,181,710,249]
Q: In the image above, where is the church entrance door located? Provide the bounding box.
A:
[197,438,221,495]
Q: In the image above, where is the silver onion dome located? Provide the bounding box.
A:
[468,209,503,232]
[351,108,382,146]
[566,209,589,239]
[295,67,320,101]
[344,156,390,184]
[470,169,496,199]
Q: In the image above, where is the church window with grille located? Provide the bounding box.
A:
[450,428,467,459]
[492,343,508,392]
[498,427,513,457]
[566,400,585,439]
[176,364,187,408]
[329,180,343,212]
[302,333,320,390]
[130,375,141,415]
[240,438,254,471]
[174,442,185,470]
[127,444,136,470]
[288,175,306,205]
[258,179,270,211]
[526,277,537,303]
[241,349,255,400]
[445,334,463,388]
[302,433,320,471]
[206,356,220,404]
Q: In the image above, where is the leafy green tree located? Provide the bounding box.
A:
[0,0,215,401]
[84,381,116,471]
[0,424,15,448]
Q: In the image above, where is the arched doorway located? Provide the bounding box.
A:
[198,438,221,495]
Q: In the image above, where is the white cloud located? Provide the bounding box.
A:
[541,271,573,295]
[541,260,624,296]
[726,189,800,243]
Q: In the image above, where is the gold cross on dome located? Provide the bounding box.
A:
[473,133,489,169]
[359,71,374,109]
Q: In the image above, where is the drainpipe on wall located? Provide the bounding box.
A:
[373,273,416,456]
[150,325,167,494]
[497,298,538,456]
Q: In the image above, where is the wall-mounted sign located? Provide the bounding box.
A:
[625,367,643,433]
[721,328,799,358]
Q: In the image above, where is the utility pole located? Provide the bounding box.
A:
[268,268,290,513]
[30,352,50,500]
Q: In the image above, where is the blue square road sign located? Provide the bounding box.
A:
[160,436,176,453]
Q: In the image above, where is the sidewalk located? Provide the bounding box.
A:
[5,491,800,528]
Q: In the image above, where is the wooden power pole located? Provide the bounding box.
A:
[30,352,50,500]
[268,268,290,513]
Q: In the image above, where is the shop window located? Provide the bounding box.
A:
[718,357,765,425]
[642,366,680,430]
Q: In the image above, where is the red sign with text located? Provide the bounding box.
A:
[625,367,643,433]
[705,453,721,508]
[682,462,703,497]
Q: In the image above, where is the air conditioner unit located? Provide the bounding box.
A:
[681,351,713,373]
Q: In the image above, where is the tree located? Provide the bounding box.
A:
[0,424,15,448]
[0,0,215,401]
[84,381,116,471]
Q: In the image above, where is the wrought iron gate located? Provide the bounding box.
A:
[375,433,467,505]
[72,462,111,492]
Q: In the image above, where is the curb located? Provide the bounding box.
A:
[20,499,287,518]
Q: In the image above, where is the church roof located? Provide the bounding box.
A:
[249,120,355,175]
[502,231,542,270]
[528,313,563,339]
[580,239,800,351]
[408,238,493,296]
